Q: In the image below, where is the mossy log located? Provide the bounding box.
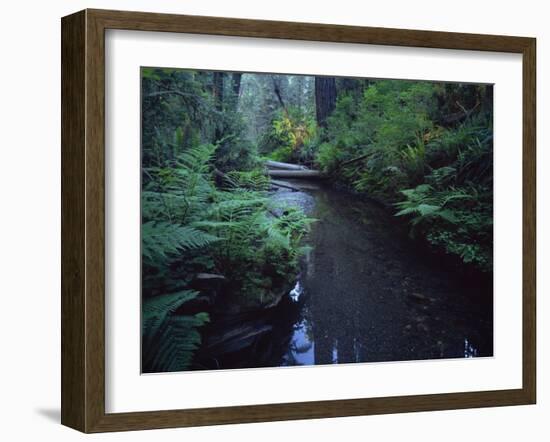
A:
[265,160,308,170]
[267,169,323,179]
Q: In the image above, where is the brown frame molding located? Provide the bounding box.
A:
[61,8,536,433]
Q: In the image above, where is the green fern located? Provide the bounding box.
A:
[143,290,199,336]
[142,290,210,372]
[395,184,469,226]
[225,170,271,191]
[395,183,492,269]
[141,221,219,264]
[140,140,314,368]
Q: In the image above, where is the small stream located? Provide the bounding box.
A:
[194,181,493,370]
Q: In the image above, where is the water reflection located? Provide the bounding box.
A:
[281,319,315,366]
[289,281,303,301]
[464,339,479,358]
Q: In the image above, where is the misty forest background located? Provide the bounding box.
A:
[141,68,493,372]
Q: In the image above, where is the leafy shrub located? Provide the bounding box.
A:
[258,107,317,163]
[213,111,261,172]
[142,141,313,369]
[394,125,493,271]
[395,183,492,271]
[197,188,314,307]
[315,79,493,271]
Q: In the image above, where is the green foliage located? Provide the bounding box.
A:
[196,189,314,306]
[140,68,495,373]
[239,74,315,143]
[396,124,492,271]
[142,222,219,264]
[213,112,261,172]
[142,69,214,168]
[141,142,220,371]
[142,136,312,369]
[140,69,316,371]
[315,82,435,196]
[142,290,210,372]
[396,184,469,226]
[224,170,271,191]
[259,108,317,164]
[314,79,493,271]
[394,127,493,271]
[142,140,309,310]
[141,68,259,174]
[395,183,492,270]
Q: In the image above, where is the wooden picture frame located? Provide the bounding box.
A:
[61,8,536,433]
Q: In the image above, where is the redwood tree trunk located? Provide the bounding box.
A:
[231,73,242,97]
[230,73,242,111]
[213,72,224,139]
[315,77,337,128]
[213,71,224,112]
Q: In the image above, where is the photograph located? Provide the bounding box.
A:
[140,67,494,373]
[0,0,542,437]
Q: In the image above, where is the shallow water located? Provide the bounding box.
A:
[194,182,493,370]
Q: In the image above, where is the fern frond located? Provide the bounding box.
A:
[176,143,216,172]
[142,290,200,337]
[142,221,219,263]
[142,290,210,372]
[266,223,291,249]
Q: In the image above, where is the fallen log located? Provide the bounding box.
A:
[267,169,323,179]
[270,179,301,192]
[265,160,308,171]
[195,273,226,281]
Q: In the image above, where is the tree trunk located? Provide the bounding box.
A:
[213,72,224,111]
[229,73,242,112]
[315,77,337,128]
[272,76,289,118]
[231,73,242,97]
[213,72,224,139]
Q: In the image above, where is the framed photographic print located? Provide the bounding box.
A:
[61,9,536,433]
